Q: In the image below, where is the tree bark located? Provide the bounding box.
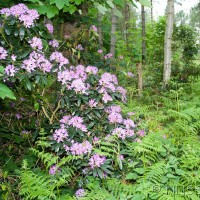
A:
[141,5,146,64]
[124,1,130,51]
[97,13,103,50]
[151,0,153,21]
[110,7,117,57]
[137,63,143,97]
[163,0,174,87]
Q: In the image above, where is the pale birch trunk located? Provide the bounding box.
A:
[151,0,153,21]
[110,7,117,57]
[163,0,174,87]
[124,1,130,51]
[97,13,103,50]
[141,5,146,63]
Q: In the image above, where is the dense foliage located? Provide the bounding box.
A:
[0,1,200,200]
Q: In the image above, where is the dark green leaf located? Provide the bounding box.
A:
[19,27,25,41]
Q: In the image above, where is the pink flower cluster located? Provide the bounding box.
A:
[45,23,54,34]
[53,124,68,143]
[28,37,43,50]
[88,99,98,108]
[86,66,98,75]
[5,64,17,76]
[60,115,87,132]
[0,4,39,27]
[57,65,89,94]
[116,86,127,102]
[22,51,52,72]
[76,44,84,51]
[111,127,134,140]
[104,53,113,59]
[50,51,69,68]
[0,47,8,60]
[97,49,103,54]
[90,25,98,33]
[89,154,106,169]
[105,106,123,124]
[75,189,85,198]
[70,141,92,155]
[49,39,59,48]
[127,71,134,77]
[49,165,58,175]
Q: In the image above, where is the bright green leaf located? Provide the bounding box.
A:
[50,0,70,10]
[125,173,138,180]
[139,0,151,7]
[0,83,16,100]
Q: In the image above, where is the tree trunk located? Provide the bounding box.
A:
[124,1,130,51]
[97,13,103,50]
[110,7,117,57]
[137,63,143,97]
[163,0,174,87]
[151,0,153,21]
[141,5,146,64]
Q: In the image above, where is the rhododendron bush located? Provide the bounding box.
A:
[0,4,144,198]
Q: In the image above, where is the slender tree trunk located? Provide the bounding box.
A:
[141,5,146,64]
[124,1,130,51]
[151,0,153,21]
[110,7,117,57]
[163,0,174,87]
[97,13,103,50]
[137,63,143,97]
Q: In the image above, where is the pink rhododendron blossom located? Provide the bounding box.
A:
[76,44,84,51]
[75,189,85,198]
[90,25,98,32]
[127,72,134,77]
[86,66,98,75]
[89,154,106,169]
[68,116,87,132]
[97,49,103,54]
[11,54,17,61]
[29,37,43,50]
[45,23,54,34]
[63,144,70,152]
[60,115,71,124]
[0,4,39,27]
[117,86,127,102]
[49,165,58,175]
[108,112,123,124]
[88,99,98,108]
[128,112,135,116]
[105,105,121,114]
[5,64,17,76]
[137,130,145,137]
[123,119,136,129]
[93,136,99,142]
[70,141,92,155]
[53,125,68,143]
[119,155,124,160]
[0,47,8,60]
[22,51,52,72]
[49,39,59,48]
[111,128,127,140]
[50,51,69,67]
[104,53,113,59]
[102,93,113,103]
[135,138,142,143]
[71,78,89,94]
